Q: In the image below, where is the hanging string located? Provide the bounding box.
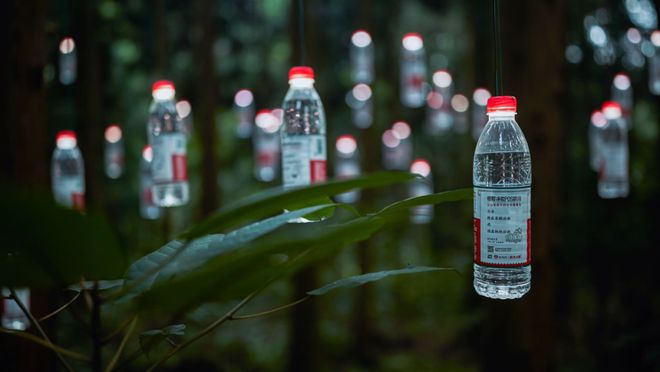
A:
[493,0,503,96]
[298,0,306,66]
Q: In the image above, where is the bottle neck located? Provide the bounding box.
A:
[487,112,516,120]
[288,78,315,88]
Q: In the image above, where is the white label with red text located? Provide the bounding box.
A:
[474,187,531,267]
[152,133,187,183]
[282,135,326,187]
[53,177,85,210]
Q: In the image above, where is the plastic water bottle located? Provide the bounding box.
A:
[400,33,427,108]
[104,124,125,179]
[350,30,374,84]
[471,88,491,141]
[382,121,412,170]
[598,101,629,198]
[139,146,162,220]
[347,84,373,129]
[409,159,434,224]
[148,80,189,207]
[473,96,531,299]
[1,288,30,330]
[281,66,327,223]
[234,89,255,139]
[451,94,470,134]
[334,135,360,204]
[52,130,85,211]
[589,110,607,171]
[58,36,77,86]
[611,73,633,128]
[648,31,660,95]
[253,109,281,182]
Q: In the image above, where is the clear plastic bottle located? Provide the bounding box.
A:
[281,66,327,223]
[649,31,660,95]
[473,96,531,299]
[589,110,607,171]
[382,121,413,170]
[1,288,30,330]
[400,33,427,108]
[104,124,125,179]
[140,146,163,220]
[52,130,85,211]
[471,88,491,141]
[350,30,374,84]
[253,110,282,182]
[58,36,77,86]
[347,84,373,129]
[598,101,629,198]
[611,73,633,128]
[334,135,360,204]
[234,89,255,139]
[409,159,434,224]
[148,80,189,207]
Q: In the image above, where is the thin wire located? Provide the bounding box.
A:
[298,0,306,65]
[493,0,503,96]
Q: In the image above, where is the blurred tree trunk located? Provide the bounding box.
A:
[477,1,563,371]
[198,0,220,216]
[154,0,167,76]
[287,1,320,371]
[2,0,54,370]
[74,0,104,209]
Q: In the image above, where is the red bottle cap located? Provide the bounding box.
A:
[602,101,622,119]
[487,96,517,113]
[288,66,314,80]
[56,130,77,149]
[152,80,175,93]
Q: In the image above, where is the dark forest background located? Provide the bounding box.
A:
[1,0,660,371]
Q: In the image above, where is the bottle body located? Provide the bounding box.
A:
[473,111,531,299]
[400,50,427,108]
[281,75,327,223]
[52,147,85,210]
[409,159,434,225]
[334,136,361,204]
[650,51,660,95]
[598,116,629,198]
[1,288,30,330]
[148,97,189,207]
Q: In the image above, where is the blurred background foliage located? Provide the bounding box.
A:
[2,0,660,371]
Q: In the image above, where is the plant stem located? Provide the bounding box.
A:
[230,296,309,320]
[38,291,81,322]
[91,282,102,372]
[145,291,258,371]
[101,316,134,344]
[0,327,90,361]
[9,288,75,371]
[104,316,137,372]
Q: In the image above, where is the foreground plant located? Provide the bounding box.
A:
[0,172,470,371]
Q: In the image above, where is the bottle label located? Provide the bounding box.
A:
[152,133,187,183]
[474,187,531,267]
[54,177,85,211]
[282,135,326,187]
[601,145,627,181]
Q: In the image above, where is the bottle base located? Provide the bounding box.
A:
[152,183,189,207]
[473,264,531,299]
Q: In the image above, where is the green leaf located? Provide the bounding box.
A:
[137,215,387,313]
[139,324,186,356]
[181,172,415,239]
[372,188,472,217]
[307,266,453,296]
[68,280,124,292]
[0,186,127,287]
[122,205,335,299]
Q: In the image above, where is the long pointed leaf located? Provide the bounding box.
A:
[307,266,453,296]
[181,172,415,239]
